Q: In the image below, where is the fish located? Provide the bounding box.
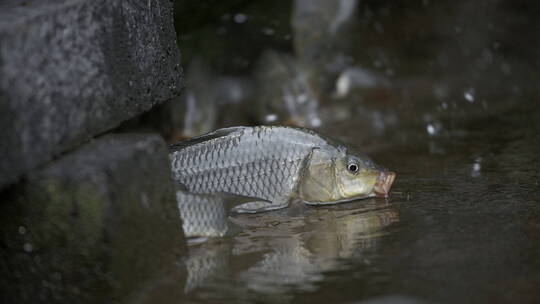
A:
[169,126,395,213]
[176,190,251,238]
[176,190,229,238]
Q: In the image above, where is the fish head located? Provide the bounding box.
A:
[299,146,395,205]
[335,152,396,199]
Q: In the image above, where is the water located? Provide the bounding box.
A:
[170,1,540,302]
[175,101,539,303]
[4,1,538,303]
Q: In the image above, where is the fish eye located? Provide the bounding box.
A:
[347,163,359,174]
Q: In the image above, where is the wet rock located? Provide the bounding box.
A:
[0,134,186,304]
[0,0,183,188]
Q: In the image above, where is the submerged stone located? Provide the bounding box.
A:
[0,133,186,304]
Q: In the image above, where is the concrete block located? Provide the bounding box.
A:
[0,133,186,303]
[0,0,183,188]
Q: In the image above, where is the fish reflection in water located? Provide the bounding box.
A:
[182,200,399,297]
[184,242,232,293]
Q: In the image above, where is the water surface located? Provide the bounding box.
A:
[179,101,540,304]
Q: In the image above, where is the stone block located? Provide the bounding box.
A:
[0,0,183,188]
[0,133,186,303]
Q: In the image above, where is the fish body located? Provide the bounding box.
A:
[176,191,229,238]
[170,126,394,213]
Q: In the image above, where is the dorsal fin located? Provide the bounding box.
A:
[169,126,248,152]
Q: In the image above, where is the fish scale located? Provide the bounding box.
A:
[170,126,330,212]
[176,191,229,237]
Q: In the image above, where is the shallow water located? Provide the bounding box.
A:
[171,1,540,301]
[177,101,540,304]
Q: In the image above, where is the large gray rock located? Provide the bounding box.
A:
[0,0,183,188]
[0,133,187,304]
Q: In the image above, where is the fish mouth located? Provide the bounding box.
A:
[374,171,396,198]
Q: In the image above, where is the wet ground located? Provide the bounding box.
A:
[177,100,539,304]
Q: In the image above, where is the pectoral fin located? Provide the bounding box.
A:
[231,200,289,214]
[216,193,274,211]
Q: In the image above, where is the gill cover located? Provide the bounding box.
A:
[298,147,340,204]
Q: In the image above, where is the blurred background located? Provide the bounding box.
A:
[143,0,538,149]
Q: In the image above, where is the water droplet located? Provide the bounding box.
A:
[335,73,351,98]
[310,117,322,128]
[471,157,482,177]
[265,114,278,122]
[464,88,475,103]
[234,13,247,24]
[426,121,442,136]
[426,124,436,135]
[18,226,26,235]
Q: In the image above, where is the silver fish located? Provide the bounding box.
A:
[176,190,229,238]
[176,190,250,238]
[169,126,395,213]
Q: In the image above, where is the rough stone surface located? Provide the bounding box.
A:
[0,133,186,304]
[0,0,183,188]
